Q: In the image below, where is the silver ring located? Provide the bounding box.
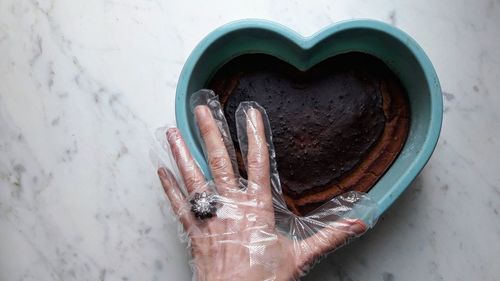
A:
[190,192,217,219]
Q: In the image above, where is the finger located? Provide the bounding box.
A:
[236,106,275,225]
[245,108,273,210]
[194,105,237,194]
[236,102,272,196]
[190,89,239,178]
[158,167,194,229]
[294,219,366,269]
[235,102,286,206]
[167,128,206,194]
[245,108,270,189]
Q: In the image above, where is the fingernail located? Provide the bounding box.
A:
[158,167,167,177]
[167,127,177,138]
[247,108,259,125]
[348,220,366,234]
[248,107,257,119]
[195,105,210,121]
[158,167,173,185]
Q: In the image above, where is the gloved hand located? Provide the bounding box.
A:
[157,90,378,281]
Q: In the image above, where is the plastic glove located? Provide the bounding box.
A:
[157,90,378,281]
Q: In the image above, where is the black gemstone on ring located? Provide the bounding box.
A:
[190,192,217,219]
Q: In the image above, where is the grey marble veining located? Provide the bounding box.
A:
[1,0,499,280]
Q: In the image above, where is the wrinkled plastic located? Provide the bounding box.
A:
[154,89,379,281]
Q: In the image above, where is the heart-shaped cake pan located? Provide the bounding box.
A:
[175,19,443,216]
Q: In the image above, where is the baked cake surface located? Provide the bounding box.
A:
[209,52,410,215]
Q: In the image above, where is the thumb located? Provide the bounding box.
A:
[293,219,366,271]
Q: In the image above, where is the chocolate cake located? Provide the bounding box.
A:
[208,52,410,215]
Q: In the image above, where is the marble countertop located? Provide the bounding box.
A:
[1,0,499,280]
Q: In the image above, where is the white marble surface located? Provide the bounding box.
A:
[1,0,499,280]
